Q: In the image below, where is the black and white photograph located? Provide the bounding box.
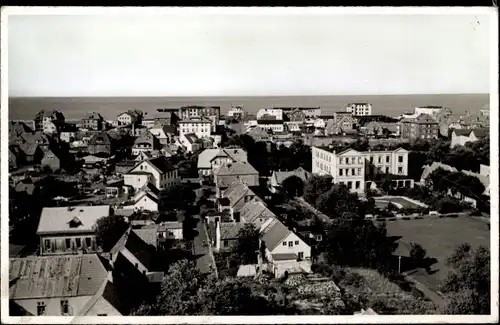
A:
[1,6,498,323]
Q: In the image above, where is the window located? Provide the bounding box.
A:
[398,155,403,163]
[378,156,382,163]
[386,167,390,173]
[295,241,299,245]
[223,240,228,247]
[398,167,403,174]
[347,181,352,189]
[288,241,293,247]
[358,168,362,175]
[75,238,81,248]
[283,241,287,246]
[298,252,304,260]
[386,156,390,163]
[339,169,343,176]
[37,302,46,316]
[85,237,91,248]
[355,181,360,189]
[65,239,71,250]
[44,239,51,252]
[370,157,374,163]
[61,300,69,315]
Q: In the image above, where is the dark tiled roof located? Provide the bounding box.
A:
[471,128,489,138]
[124,230,155,270]
[148,156,177,173]
[261,221,291,251]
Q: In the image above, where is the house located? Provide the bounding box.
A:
[60,123,79,143]
[178,117,212,143]
[20,131,51,150]
[132,132,161,155]
[256,108,283,120]
[157,221,183,241]
[117,110,141,126]
[36,205,111,256]
[40,149,61,171]
[124,190,159,212]
[363,121,400,137]
[285,108,307,122]
[182,133,201,153]
[256,119,285,133]
[400,114,439,140]
[284,121,303,132]
[240,199,277,231]
[42,110,65,135]
[345,103,372,116]
[9,254,111,316]
[260,220,311,263]
[214,162,259,195]
[269,167,312,193]
[88,132,115,155]
[142,111,178,128]
[450,128,489,148]
[213,221,242,252]
[19,144,43,164]
[82,112,104,130]
[148,125,176,145]
[197,147,248,177]
[15,179,38,196]
[218,181,262,217]
[227,105,247,119]
[124,156,180,190]
[326,112,358,135]
[246,126,271,142]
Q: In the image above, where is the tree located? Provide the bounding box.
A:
[409,243,427,266]
[41,165,53,174]
[440,244,490,314]
[159,184,196,212]
[235,223,260,264]
[303,175,333,205]
[93,215,129,251]
[281,175,304,198]
[316,184,362,218]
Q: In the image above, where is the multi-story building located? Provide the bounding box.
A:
[178,106,220,131]
[124,156,180,190]
[178,117,211,140]
[345,103,372,116]
[227,105,247,119]
[325,112,358,135]
[278,107,322,118]
[400,113,439,140]
[131,132,162,156]
[450,128,488,148]
[88,131,115,155]
[36,205,111,255]
[311,146,410,193]
[117,110,142,126]
[82,112,104,131]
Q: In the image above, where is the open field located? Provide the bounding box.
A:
[383,216,490,292]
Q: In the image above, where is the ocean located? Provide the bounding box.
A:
[8,94,489,121]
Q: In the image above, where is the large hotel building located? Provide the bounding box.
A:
[311,146,412,193]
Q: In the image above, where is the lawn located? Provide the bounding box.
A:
[383,216,490,292]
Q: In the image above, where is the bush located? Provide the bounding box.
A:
[341,271,366,288]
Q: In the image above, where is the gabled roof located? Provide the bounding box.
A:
[214,161,258,176]
[220,222,242,240]
[240,200,276,225]
[132,228,158,248]
[19,143,40,156]
[470,128,489,138]
[272,167,312,185]
[261,221,292,251]
[88,132,112,145]
[112,228,156,271]
[130,156,176,174]
[197,149,220,169]
[36,205,111,235]
[222,182,257,208]
[134,132,158,146]
[336,148,362,156]
[84,112,103,120]
[184,133,199,144]
[9,254,108,299]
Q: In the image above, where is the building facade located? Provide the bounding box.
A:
[82,112,104,131]
[345,103,372,116]
[178,117,211,140]
[311,146,409,193]
[256,108,283,120]
[400,113,439,140]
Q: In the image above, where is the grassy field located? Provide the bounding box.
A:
[383,216,490,292]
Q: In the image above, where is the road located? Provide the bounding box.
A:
[192,219,218,277]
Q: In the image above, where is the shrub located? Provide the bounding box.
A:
[341,271,366,288]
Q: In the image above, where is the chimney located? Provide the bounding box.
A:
[215,220,221,251]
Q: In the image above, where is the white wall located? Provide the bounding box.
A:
[124,174,150,190]
[268,232,311,261]
[14,296,92,316]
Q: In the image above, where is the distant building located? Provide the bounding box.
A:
[88,132,115,155]
[312,146,411,193]
[256,108,284,120]
[450,128,488,148]
[325,112,358,136]
[132,132,162,156]
[214,162,259,195]
[227,105,247,119]
[82,112,104,131]
[117,110,141,126]
[36,205,111,256]
[217,181,262,216]
[269,167,312,193]
[40,149,61,171]
[257,119,285,133]
[345,103,372,116]
[400,113,439,140]
[178,106,220,131]
[246,126,271,142]
[178,117,211,146]
[278,107,322,118]
[42,110,65,135]
[148,125,175,145]
[197,147,248,177]
[60,123,79,143]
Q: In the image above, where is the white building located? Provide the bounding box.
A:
[256,120,284,133]
[345,103,372,116]
[117,111,139,126]
[36,205,111,255]
[178,117,211,141]
[124,191,159,212]
[124,156,180,190]
[260,220,311,263]
[256,108,283,120]
[311,146,410,193]
[197,148,248,177]
[227,105,247,119]
[450,128,489,148]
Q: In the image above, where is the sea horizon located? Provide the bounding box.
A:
[8,93,490,121]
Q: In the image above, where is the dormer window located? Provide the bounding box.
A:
[68,217,83,228]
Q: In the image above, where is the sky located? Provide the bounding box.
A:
[6,10,493,97]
